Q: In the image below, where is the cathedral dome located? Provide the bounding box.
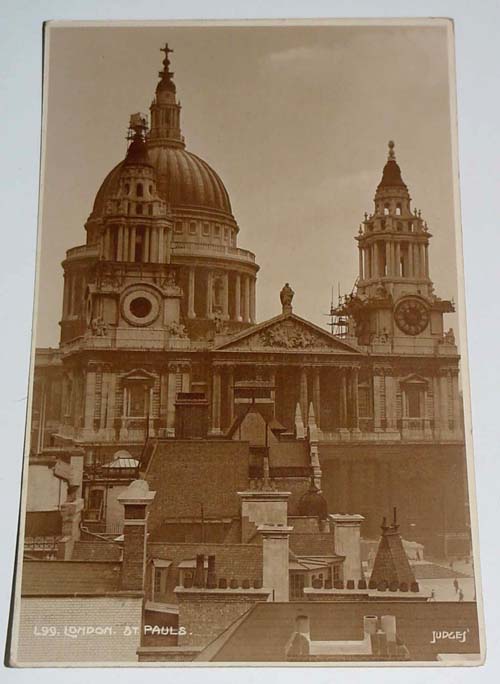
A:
[90,146,232,220]
[298,480,329,520]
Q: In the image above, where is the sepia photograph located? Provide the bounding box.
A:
[7,18,484,666]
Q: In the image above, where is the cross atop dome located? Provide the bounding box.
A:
[157,42,176,93]
[388,139,396,160]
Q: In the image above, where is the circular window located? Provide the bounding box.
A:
[129,297,152,318]
[121,288,160,327]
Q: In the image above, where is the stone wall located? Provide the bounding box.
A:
[319,442,469,556]
[13,596,143,664]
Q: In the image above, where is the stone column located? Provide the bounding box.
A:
[226,366,235,426]
[250,277,256,323]
[408,243,414,278]
[117,226,124,262]
[299,367,308,424]
[395,242,401,277]
[129,225,136,262]
[143,227,150,263]
[358,246,364,280]
[104,228,111,261]
[373,370,384,431]
[451,369,460,434]
[339,368,348,429]
[312,367,321,430]
[234,273,242,321]
[157,226,164,263]
[210,366,222,435]
[222,271,229,319]
[424,244,430,278]
[105,373,116,430]
[385,241,391,277]
[243,275,250,323]
[350,367,360,432]
[165,226,172,265]
[83,368,97,430]
[188,266,196,319]
[385,370,397,431]
[373,242,379,278]
[439,370,450,435]
[166,365,177,438]
[419,243,426,278]
[206,271,213,317]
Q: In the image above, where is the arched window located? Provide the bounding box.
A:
[124,183,130,195]
[396,204,402,216]
[384,204,390,216]
[136,183,144,197]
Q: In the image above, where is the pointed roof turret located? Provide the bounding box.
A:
[377,140,408,191]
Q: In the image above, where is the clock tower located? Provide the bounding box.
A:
[339,141,455,354]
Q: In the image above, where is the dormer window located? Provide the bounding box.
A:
[202,223,210,237]
[214,225,221,237]
[136,183,144,197]
[175,222,183,234]
[189,222,197,235]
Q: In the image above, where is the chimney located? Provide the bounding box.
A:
[207,554,217,588]
[330,513,365,582]
[259,523,293,602]
[117,479,156,591]
[194,554,205,587]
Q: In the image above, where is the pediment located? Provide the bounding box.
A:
[122,368,156,383]
[399,373,428,385]
[215,314,360,353]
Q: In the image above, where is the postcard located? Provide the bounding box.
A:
[8,18,484,666]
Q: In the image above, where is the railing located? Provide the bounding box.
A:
[171,241,256,263]
[65,244,100,260]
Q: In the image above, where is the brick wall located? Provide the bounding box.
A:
[145,441,250,534]
[14,596,143,664]
[146,541,263,603]
[177,591,267,648]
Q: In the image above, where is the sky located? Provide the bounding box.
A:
[36,21,459,347]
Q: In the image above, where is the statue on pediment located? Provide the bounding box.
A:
[280,282,294,313]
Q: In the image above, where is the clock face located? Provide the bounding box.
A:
[394,298,430,335]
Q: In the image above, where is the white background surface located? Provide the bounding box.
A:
[1,1,498,682]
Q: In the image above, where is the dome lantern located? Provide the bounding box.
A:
[149,43,185,149]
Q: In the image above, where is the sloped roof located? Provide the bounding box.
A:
[198,601,481,662]
[21,561,122,596]
[214,312,361,354]
[370,518,416,587]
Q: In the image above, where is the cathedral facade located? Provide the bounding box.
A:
[29,45,470,557]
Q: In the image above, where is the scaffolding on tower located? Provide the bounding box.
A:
[324,282,357,338]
